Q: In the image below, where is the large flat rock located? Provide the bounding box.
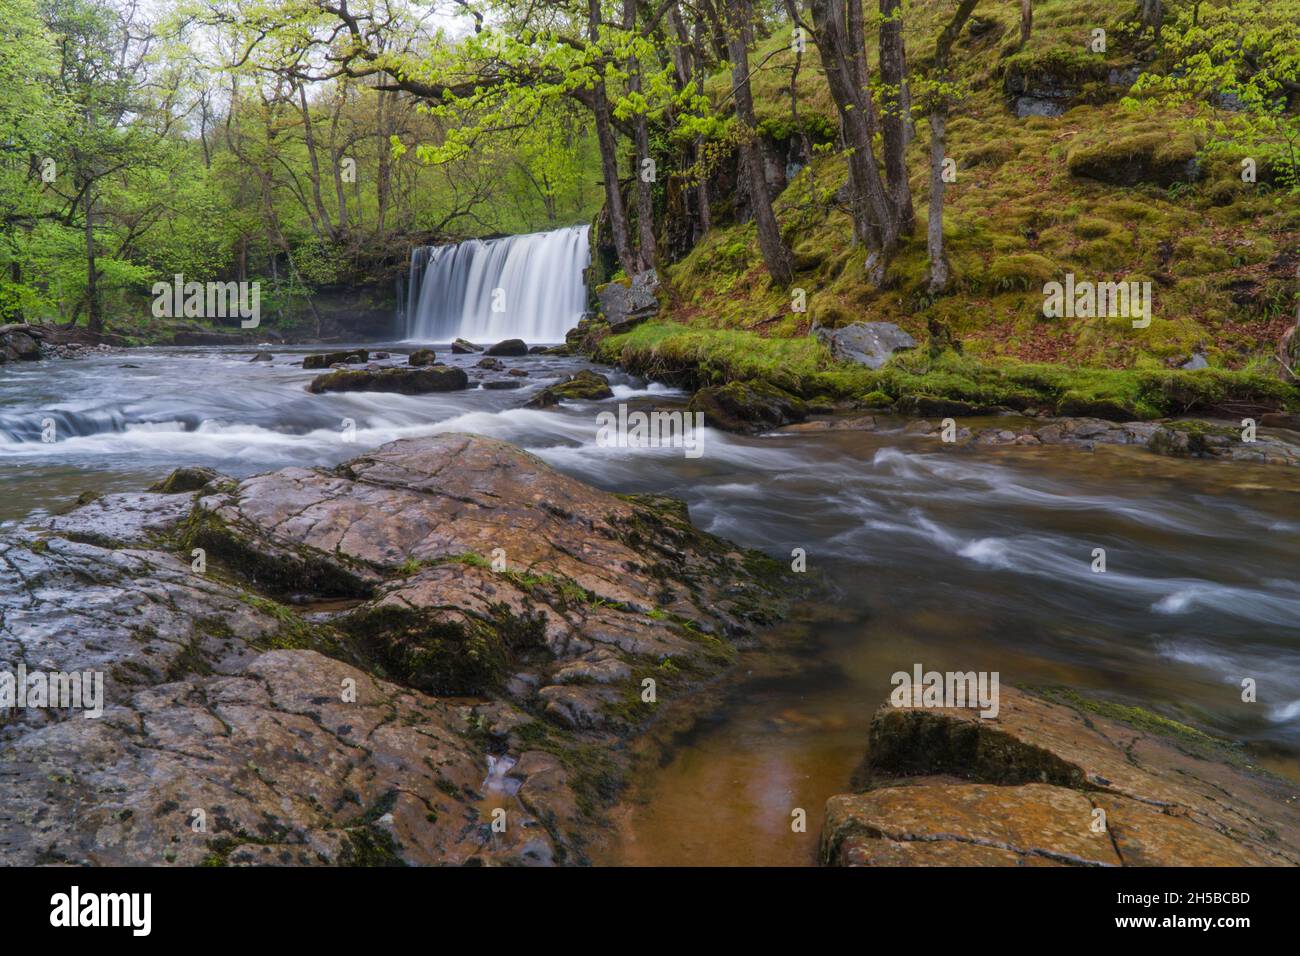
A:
[1,434,785,865]
[822,687,1300,866]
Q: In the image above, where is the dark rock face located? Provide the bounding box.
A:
[814,321,917,370]
[687,381,808,434]
[407,348,437,366]
[821,687,1300,866]
[524,370,614,408]
[0,324,42,362]
[783,414,1300,466]
[149,466,221,494]
[485,338,528,356]
[451,338,482,353]
[171,329,251,347]
[1001,55,1132,118]
[0,435,786,865]
[565,314,611,355]
[1067,131,1202,188]
[303,349,368,370]
[307,365,469,395]
[597,270,659,332]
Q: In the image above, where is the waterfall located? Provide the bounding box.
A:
[405,224,590,343]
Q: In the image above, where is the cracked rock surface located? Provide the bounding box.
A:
[0,434,784,865]
[821,687,1300,866]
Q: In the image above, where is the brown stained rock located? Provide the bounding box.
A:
[823,783,1120,867]
[840,838,1052,867]
[1,433,785,866]
[822,687,1300,867]
[0,650,549,866]
[207,435,759,632]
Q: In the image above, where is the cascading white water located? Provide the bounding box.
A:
[405,224,591,343]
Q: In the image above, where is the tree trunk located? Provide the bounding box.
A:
[726,0,793,286]
[375,88,391,237]
[1140,0,1163,39]
[588,0,637,275]
[296,84,337,241]
[809,0,901,281]
[926,109,949,294]
[624,0,658,271]
[84,182,101,334]
[926,0,980,294]
[1020,0,1032,48]
[691,19,713,235]
[878,0,914,235]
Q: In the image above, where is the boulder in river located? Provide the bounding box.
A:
[172,329,251,347]
[303,349,368,369]
[813,321,917,370]
[821,686,1300,866]
[524,370,614,408]
[476,356,504,370]
[485,338,529,356]
[0,324,42,363]
[307,365,468,394]
[687,381,808,433]
[451,338,482,354]
[407,348,437,366]
[0,434,786,865]
[249,351,273,362]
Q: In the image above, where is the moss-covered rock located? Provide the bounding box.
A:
[687,380,809,433]
[303,349,368,369]
[306,365,468,394]
[525,369,614,407]
[149,466,221,494]
[1067,130,1203,187]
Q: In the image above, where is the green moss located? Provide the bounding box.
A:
[341,602,545,695]
[986,253,1059,291]
[1035,687,1223,747]
[596,321,1296,422]
[176,503,373,599]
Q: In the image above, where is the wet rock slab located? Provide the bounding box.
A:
[0,434,784,866]
[821,687,1300,867]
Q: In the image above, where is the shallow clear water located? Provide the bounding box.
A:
[4,344,1298,865]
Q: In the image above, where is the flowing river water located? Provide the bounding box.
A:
[3,344,1299,866]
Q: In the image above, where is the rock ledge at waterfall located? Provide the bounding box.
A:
[0,434,786,866]
[821,687,1300,867]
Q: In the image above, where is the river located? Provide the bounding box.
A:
[3,343,1298,866]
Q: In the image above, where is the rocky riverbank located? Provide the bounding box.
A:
[822,686,1300,867]
[0,434,787,865]
[782,411,1300,466]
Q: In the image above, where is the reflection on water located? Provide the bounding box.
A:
[3,345,1299,866]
